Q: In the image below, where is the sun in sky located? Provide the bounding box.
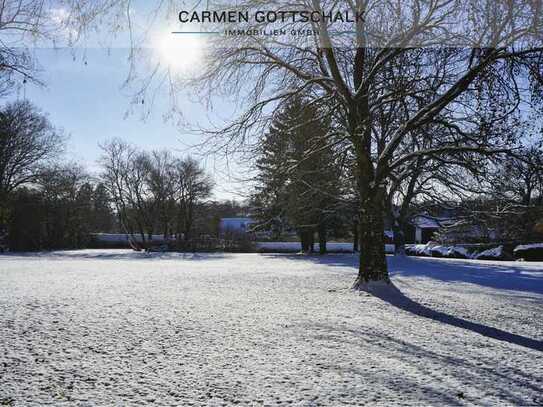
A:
[156,30,207,73]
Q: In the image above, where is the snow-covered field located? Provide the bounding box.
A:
[1,250,542,406]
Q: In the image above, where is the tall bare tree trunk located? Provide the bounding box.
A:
[353,219,359,252]
[353,189,389,288]
[299,228,309,252]
[318,221,327,255]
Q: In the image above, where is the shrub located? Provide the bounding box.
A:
[513,244,543,261]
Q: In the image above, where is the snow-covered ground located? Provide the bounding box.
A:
[1,250,542,406]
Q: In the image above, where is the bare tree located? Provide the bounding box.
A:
[0,0,157,98]
[149,0,542,288]
[172,157,213,242]
[100,140,214,249]
[99,138,151,249]
[0,100,64,199]
[492,145,543,206]
[147,150,177,237]
[386,134,497,254]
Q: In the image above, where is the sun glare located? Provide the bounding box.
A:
[156,31,205,73]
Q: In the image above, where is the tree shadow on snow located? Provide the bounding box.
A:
[369,282,543,353]
[267,254,543,352]
[265,253,543,295]
[389,256,543,296]
[307,321,543,404]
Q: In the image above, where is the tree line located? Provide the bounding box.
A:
[251,92,543,256]
[99,139,214,250]
[0,101,228,252]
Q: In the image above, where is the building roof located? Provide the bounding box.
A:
[411,215,442,229]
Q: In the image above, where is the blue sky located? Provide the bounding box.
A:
[10,47,250,200]
[1,0,254,201]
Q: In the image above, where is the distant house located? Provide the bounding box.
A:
[219,218,255,235]
[405,214,453,244]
